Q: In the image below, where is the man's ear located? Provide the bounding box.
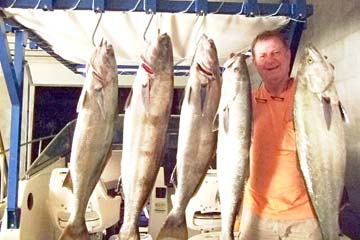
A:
[286,48,291,58]
[252,55,258,67]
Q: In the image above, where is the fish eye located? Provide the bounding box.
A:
[307,57,313,64]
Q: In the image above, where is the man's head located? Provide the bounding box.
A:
[251,30,291,87]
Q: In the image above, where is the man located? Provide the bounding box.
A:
[239,30,322,239]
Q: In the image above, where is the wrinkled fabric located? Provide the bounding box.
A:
[239,209,322,240]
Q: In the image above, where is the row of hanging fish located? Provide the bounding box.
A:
[57,32,347,240]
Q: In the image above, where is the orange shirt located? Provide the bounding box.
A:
[243,79,315,220]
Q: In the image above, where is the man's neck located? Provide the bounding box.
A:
[264,78,291,96]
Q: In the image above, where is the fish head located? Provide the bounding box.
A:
[223,53,249,82]
[299,45,334,93]
[140,33,173,75]
[193,34,220,84]
[88,39,117,87]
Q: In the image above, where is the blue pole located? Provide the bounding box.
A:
[0,20,27,229]
[7,105,22,229]
[0,21,20,105]
[287,20,305,71]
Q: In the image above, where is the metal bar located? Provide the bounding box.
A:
[93,0,105,13]
[244,0,258,17]
[287,20,305,71]
[75,64,194,71]
[0,28,27,229]
[29,41,38,49]
[144,0,157,13]
[195,0,207,15]
[4,22,13,32]
[290,0,307,19]
[40,0,54,11]
[14,30,27,98]
[1,0,313,17]
[7,104,22,229]
[38,139,43,157]
[24,64,33,172]
[75,63,223,75]
[0,19,20,105]
[1,134,57,155]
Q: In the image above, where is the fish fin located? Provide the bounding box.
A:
[101,148,113,173]
[92,70,105,90]
[157,211,187,240]
[76,88,87,113]
[95,148,113,191]
[212,112,219,132]
[169,165,178,189]
[200,84,208,114]
[322,96,332,130]
[223,105,230,133]
[99,37,104,47]
[95,89,106,119]
[215,189,221,204]
[187,86,192,105]
[58,223,89,240]
[142,79,151,112]
[338,101,350,123]
[223,55,235,69]
[90,71,106,118]
[62,171,73,192]
[178,90,185,111]
[124,89,133,110]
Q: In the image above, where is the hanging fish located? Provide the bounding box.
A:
[216,53,251,240]
[294,45,347,240]
[157,34,221,240]
[59,39,118,240]
[119,33,174,240]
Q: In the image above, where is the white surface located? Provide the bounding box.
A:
[2,8,289,85]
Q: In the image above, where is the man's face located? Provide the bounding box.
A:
[253,37,291,85]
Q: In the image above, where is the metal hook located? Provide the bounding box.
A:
[143,13,155,42]
[92,12,103,47]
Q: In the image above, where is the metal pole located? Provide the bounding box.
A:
[0,19,27,229]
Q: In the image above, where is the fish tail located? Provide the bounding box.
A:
[157,211,187,240]
[58,223,89,240]
[119,223,140,240]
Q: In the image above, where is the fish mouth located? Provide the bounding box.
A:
[307,44,319,54]
[158,33,170,42]
[140,54,155,74]
[306,45,324,62]
[141,60,154,74]
[307,45,334,70]
[197,62,213,77]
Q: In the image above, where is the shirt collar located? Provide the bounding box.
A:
[254,78,294,103]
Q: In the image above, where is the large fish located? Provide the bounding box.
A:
[119,33,174,240]
[157,34,221,240]
[294,45,347,240]
[59,40,118,240]
[216,53,251,240]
